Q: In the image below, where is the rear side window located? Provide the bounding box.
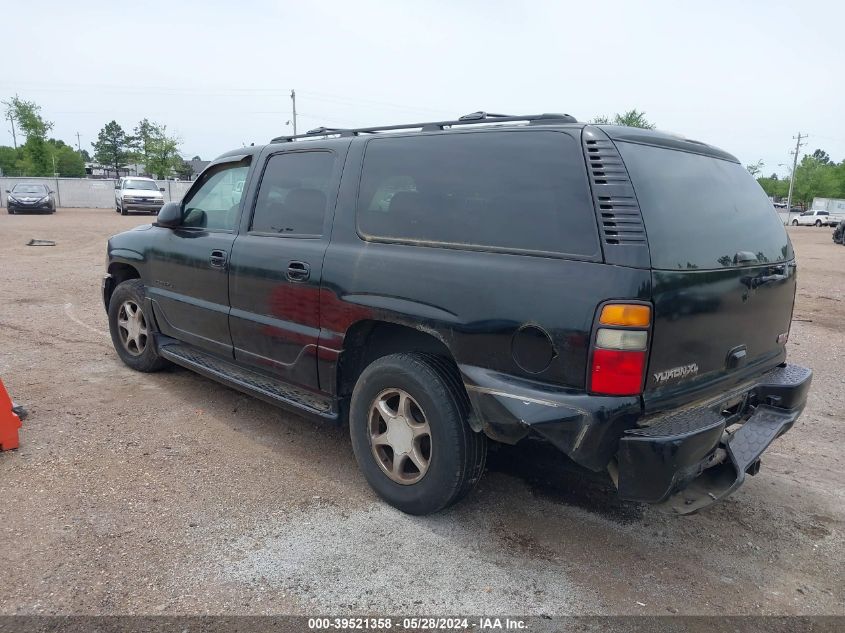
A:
[356,131,599,258]
[617,142,792,270]
[251,151,335,236]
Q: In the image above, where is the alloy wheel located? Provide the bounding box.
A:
[368,388,432,485]
[117,300,148,356]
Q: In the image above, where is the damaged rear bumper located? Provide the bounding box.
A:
[461,363,812,513]
[618,363,811,513]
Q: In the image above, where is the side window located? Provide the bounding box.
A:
[250,151,335,236]
[356,131,599,257]
[182,162,250,230]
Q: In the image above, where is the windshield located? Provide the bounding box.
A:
[618,142,792,270]
[12,184,48,195]
[125,180,159,191]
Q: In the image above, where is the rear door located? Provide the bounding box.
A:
[616,141,795,410]
[227,146,343,391]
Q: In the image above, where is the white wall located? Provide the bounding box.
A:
[0,177,193,208]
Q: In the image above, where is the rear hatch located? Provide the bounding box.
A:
[616,139,795,412]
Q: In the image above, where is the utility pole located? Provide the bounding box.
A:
[785,132,806,213]
[76,131,82,153]
[290,89,298,135]
[7,112,17,149]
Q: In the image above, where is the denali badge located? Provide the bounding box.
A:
[653,363,699,384]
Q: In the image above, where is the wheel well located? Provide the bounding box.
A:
[337,321,459,398]
[106,263,140,305]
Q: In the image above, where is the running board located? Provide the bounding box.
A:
[159,342,338,421]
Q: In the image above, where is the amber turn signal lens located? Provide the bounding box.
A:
[599,304,651,327]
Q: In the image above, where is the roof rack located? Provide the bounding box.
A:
[271,111,578,143]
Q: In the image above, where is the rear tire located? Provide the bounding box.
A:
[792,220,798,226]
[815,220,822,227]
[349,352,486,515]
[107,279,169,372]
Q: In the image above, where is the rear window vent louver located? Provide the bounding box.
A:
[583,133,647,247]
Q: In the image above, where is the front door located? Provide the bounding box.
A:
[147,158,250,358]
[228,148,341,390]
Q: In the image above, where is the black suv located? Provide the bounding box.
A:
[103,112,811,515]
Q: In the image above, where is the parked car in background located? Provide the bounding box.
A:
[810,197,845,226]
[833,220,845,245]
[102,113,811,516]
[792,209,831,226]
[115,177,165,215]
[5,183,56,214]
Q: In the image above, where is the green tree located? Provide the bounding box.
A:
[591,109,655,129]
[129,118,158,168]
[2,96,54,175]
[757,175,789,199]
[93,120,131,176]
[0,146,18,175]
[191,155,202,161]
[791,155,833,207]
[144,125,183,179]
[48,139,85,177]
[746,159,764,178]
[80,148,91,162]
[811,149,831,165]
[174,159,193,180]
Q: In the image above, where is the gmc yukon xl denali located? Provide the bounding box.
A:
[102,112,812,515]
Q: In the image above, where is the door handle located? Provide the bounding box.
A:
[286,260,310,282]
[210,249,228,268]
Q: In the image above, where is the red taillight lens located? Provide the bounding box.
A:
[589,348,646,396]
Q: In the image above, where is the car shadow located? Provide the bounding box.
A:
[486,439,644,523]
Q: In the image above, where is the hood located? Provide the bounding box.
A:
[122,186,163,198]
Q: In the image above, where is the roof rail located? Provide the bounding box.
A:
[271,111,578,143]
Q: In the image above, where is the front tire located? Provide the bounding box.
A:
[792,219,798,226]
[107,279,169,372]
[349,352,486,515]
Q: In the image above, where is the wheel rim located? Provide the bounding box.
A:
[368,388,432,485]
[117,300,148,356]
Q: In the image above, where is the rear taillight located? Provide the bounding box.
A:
[589,303,651,396]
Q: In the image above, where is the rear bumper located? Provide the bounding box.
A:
[461,362,811,513]
[617,363,812,513]
[460,365,642,471]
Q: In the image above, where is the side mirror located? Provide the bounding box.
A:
[49,190,55,195]
[4,190,9,194]
[159,187,165,192]
[155,201,183,228]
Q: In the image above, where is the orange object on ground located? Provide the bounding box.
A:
[0,378,22,451]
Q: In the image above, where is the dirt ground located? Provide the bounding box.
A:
[0,209,842,616]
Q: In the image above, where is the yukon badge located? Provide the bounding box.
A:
[653,363,699,384]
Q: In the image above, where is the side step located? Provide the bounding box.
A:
[159,342,338,421]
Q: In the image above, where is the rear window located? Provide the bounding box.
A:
[618,142,792,270]
[356,131,600,258]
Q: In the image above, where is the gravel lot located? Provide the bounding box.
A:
[0,209,842,616]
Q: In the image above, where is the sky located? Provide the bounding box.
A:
[2,0,843,176]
